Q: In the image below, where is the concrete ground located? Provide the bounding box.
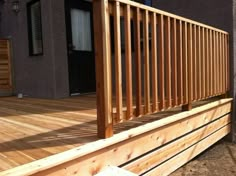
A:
[171,139,236,176]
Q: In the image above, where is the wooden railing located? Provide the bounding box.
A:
[0,39,12,91]
[93,0,230,138]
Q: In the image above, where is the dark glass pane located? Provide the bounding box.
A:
[28,0,43,55]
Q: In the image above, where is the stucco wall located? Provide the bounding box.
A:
[152,0,236,141]
[0,0,69,98]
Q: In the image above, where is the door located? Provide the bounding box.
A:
[65,0,96,95]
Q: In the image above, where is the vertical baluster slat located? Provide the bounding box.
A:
[158,14,165,110]
[214,31,217,95]
[227,34,230,91]
[134,7,142,117]
[216,32,219,95]
[177,20,183,105]
[124,4,133,119]
[171,18,178,106]
[201,28,205,99]
[192,25,197,101]
[144,10,151,113]
[222,33,226,93]
[212,31,215,95]
[182,22,188,104]
[197,26,201,100]
[219,32,222,94]
[187,23,193,104]
[114,1,123,122]
[205,29,209,97]
[165,16,172,108]
[151,12,159,112]
[209,30,213,96]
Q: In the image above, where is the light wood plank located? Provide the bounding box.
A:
[124,114,231,174]
[144,124,231,176]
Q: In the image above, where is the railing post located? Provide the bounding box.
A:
[93,0,113,138]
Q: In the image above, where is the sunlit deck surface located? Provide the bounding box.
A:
[0,94,218,172]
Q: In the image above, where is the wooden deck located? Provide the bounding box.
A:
[0,94,98,172]
[0,94,230,173]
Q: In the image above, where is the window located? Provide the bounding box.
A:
[27,0,43,55]
[70,8,92,51]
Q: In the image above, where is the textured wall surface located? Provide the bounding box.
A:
[0,0,69,98]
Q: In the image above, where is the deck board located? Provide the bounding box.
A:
[0,95,222,172]
[0,95,98,172]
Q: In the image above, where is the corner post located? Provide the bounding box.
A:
[93,0,113,138]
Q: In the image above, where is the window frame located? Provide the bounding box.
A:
[27,0,43,56]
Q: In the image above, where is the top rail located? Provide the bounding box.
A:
[110,0,228,34]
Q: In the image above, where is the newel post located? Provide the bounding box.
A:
[93,0,113,138]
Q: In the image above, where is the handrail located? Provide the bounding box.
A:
[110,0,228,34]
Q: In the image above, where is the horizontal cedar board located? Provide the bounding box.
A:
[124,114,231,174]
[145,124,231,176]
[1,99,231,176]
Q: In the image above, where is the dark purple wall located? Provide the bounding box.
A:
[0,0,69,98]
[152,0,236,141]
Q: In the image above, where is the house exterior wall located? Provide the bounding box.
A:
[152,0,236,141]
[0,0,69,98]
